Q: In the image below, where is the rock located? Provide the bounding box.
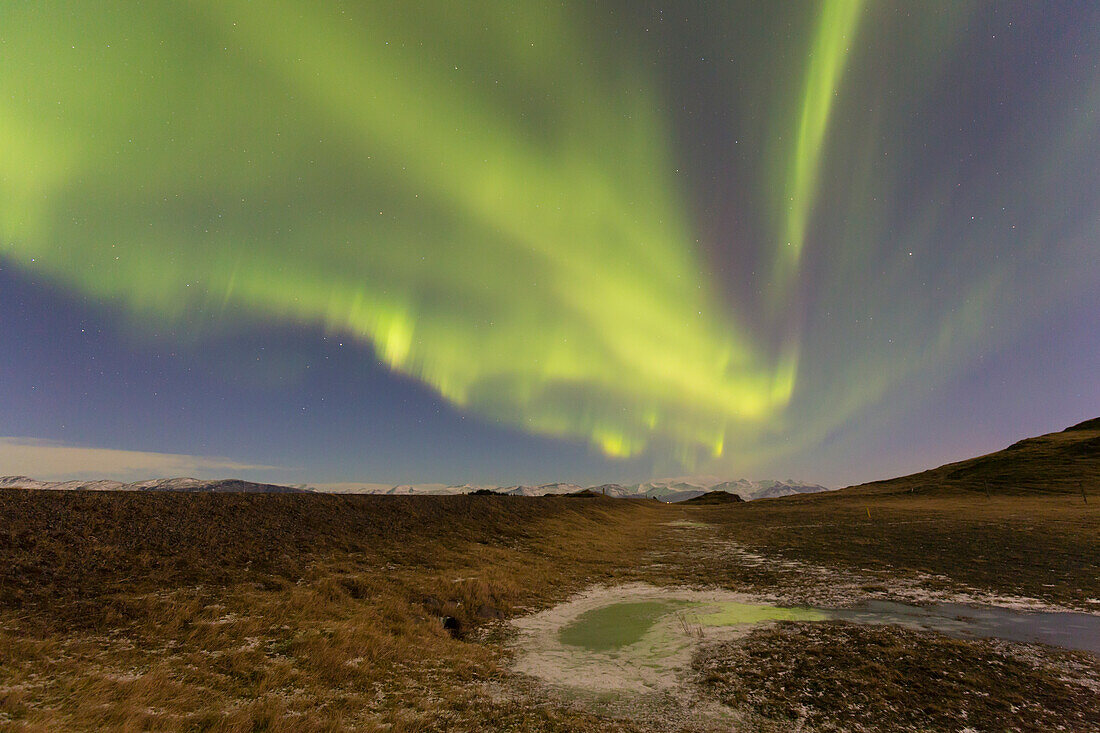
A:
[441,615,462,638]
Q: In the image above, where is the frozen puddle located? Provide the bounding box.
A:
[510,583,1100,695]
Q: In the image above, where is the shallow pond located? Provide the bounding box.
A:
[558,601,684,651]
[512,583,1100,698]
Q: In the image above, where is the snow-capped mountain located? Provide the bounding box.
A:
[0,476,308,493]
[501,483,584,496]
[1,475,829,501]
[302,478,830,501]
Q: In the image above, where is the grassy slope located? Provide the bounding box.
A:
[0,492,668,732]
[846,419,1100,497]
[1,491,647,623]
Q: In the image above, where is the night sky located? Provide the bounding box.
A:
[2,1,1098,486]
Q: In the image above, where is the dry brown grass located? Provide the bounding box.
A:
[2,423,1097,731]
[680,491,1100,606]
[0,491,667,731]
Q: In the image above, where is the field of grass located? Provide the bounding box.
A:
[683,491,1100,608]
[2,486,1097,732]
[1,423,1097,731]
[686,421,1100,607]
[0,491,671,731]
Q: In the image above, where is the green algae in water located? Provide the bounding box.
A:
[559,602,681,651]
[557,600,828,654]
[694,602,827,626]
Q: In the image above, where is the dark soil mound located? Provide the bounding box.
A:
[683,490,744,505]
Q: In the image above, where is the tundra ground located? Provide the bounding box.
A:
[1,488,1097,732]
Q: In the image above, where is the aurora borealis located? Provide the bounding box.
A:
[2,2,1098,484]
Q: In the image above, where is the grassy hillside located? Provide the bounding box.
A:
[2,491,649,625]
[845,418,1100,497]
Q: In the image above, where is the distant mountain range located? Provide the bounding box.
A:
[0,476,307,493]
[0,474,830,502]
[308,477,831,502]
[7,418,1095,501]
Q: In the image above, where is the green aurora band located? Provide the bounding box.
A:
[5,2,1094,473]
[3,1,853,461]
[775,0,865,290]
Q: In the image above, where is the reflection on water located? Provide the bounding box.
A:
[694,602,827,626]
[829,600,1100,655]
[559,597,1100,655]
